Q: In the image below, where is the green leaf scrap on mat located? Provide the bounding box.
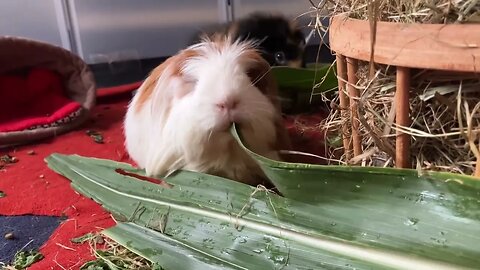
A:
[71,232,96,244]
[45,143,480,270]
[0,191,5,198]
[12,250,44,269]
[79,259,110,270]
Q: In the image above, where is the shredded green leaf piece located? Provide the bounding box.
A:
[86,130,104,144]
[71,232,96,244]
[0,191,5,198]
[12,250,44,269]
[1,154,18,164]
[326,134,343,147]
[79,259,110,270]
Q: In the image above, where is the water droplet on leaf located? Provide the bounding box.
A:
[404,217,419,226]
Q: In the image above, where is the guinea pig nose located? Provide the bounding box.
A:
[216,99,239,111]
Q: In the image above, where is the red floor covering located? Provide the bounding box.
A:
[0,88,328,269]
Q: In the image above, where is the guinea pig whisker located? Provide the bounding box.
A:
[263,94,281,98]
[250,106,274,115]
[264,94,287,102]
[249,106,271,113]
[242,110,270,120]
[207,129,214,142]
[244,102,275,111]
[248,100,277,106]
[250,67,273,86]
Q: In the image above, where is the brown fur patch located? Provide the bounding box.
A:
[205,33,235,53]
[226,21,240,38]
[243,50,279,107]
[135,49,200,112]
[287,59,303,68]
[243,49,292,151]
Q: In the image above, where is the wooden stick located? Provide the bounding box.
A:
[336,54,352,160]
[395,66,411,168]
[347,58,362,158]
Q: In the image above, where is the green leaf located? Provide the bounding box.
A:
[232,124,480,267]
[0,190,5,198]
[45,152,480,270]
[86,130,104,144]
[46,154,375,269]
[271,65,338,113]
[325,134,343,148]
[271,65,337,92]
[71,232,95,244]
[12,250,44,269]
[79,259,110,270]
[1,154,18,164]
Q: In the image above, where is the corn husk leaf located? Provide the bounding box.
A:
[271,65,338,113]
[271,64,337,92]
[46,154,383,269]
[46,149,480,270]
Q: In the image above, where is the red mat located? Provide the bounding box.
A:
[0,82,328,269]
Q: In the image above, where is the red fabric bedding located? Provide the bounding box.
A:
[0,68,81,132]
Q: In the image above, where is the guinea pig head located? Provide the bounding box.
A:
[170,37,288,145]
[229,13,306,68]
[127,36,291,182]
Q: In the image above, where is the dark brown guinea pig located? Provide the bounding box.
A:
[190,12,306,68]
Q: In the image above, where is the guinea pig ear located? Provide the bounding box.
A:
[243,50,293,151]
[244,50,282,111]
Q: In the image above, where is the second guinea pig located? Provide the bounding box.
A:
[123,35,291,186]
[190,12,307,68]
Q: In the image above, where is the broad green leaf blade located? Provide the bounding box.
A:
[103,222,239,270]
[46,154,383,269]
[271,65,338,113]
[46,153,478,269]
[271,65,337,91]
[231,125,480,268]
[104,221,378,270]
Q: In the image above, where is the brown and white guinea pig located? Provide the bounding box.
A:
[190,12,306,68]
[123,35,291,186]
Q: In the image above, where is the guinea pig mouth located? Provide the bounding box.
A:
[212,119,234,133]
[211,112,244,133]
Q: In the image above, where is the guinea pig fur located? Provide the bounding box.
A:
[123,35,291,186]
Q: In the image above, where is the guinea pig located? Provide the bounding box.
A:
[190,12,306,68]
[123,34,291,186]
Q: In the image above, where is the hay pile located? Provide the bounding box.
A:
[79,232,156,269]
[309,0,480,24]
[305,0,480,175]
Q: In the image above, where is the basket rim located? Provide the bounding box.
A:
[329,13,480,73]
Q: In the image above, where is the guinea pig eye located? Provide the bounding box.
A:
[182,76,197,86]
[274,51,286,65]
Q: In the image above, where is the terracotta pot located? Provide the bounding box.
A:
[328,14,480,177]
[329,14,480,72]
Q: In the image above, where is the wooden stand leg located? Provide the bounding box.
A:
[395,66,411,168]
[347,58,362,158]
[336,54,351,160]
